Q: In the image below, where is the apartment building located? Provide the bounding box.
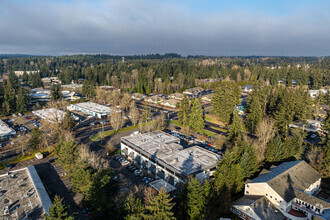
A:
[231,161,330,220]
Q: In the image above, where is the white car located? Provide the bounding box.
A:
[310,134,317,139]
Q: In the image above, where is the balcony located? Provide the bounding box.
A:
[287,209,307,220]
[292,202,319,215]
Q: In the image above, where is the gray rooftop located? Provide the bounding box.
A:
[0,166,52,219]
[250,161,325,205]
[121,131,220,176]
[32,108,66,123]
[232,195,285,220]
[71,102,111,114]
[0,120,16,137]
[149,179,176,193]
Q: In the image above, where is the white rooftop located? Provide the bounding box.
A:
[32,108,66,123]
[122,131,220,176]
[71,102,111,115]
[149,179,176,193]
[0,120,16,137]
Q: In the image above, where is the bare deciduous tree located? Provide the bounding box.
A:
[96,87,108,105]
[78,144,109,169]
[111,111,124,131]
[105,142,117,155]
[212,135,227,150]
[121,93,131,111]
[129,102,140,126]
[255,117,277,161]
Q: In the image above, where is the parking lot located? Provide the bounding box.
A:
[110,155,157,191]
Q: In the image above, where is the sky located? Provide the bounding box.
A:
[0,0,329,56]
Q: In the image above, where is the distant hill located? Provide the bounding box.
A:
[0,54,40,59]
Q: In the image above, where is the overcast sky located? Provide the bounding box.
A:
[0,0,329,56]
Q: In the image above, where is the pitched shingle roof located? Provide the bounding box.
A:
[232,196,285,220]
[251,161,323,203]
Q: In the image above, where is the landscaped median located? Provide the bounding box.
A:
[0,146,55,170]
[169,119,217,137]
[89,124,142,141]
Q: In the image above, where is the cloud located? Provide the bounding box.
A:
[0,0,329,56]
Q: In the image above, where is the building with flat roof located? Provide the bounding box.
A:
[121,131,220,186]
[32,108,66,123]
[0,119,16,140]
[231,160,330,220]
[68,102,111,118]
[0,166,52,219]
[29,89,78,103]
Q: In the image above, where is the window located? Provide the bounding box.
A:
[266,194,268,196]
[246,184,249,188]
[275,198,277,201]
[246,191,249,194]
[270,196,273,198]
[243,214,246,217]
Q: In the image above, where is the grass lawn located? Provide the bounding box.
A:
[90,123,145,141]
[0,146,55,170]
[169,120,217,137]
[210,126,228,133]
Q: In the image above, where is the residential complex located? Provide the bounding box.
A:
[231,160,330,220]
[121,131,220,187]
[68,102,111,118]
[183,87,205,96]
[0,166,52,219]
[0,119,16,140]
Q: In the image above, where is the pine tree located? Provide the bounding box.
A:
[124,194,145,220]
[84,168,117,218]
[187,178,205,220]
[57,141,77,169]
[22,71,28,83]
[265,135,285,162]
[188,98,205,130]
[44,195,74,220]
[227,110,244,141]
[245,95,263,133]
[29,127,43,149]
[275,92,295,136]
[3,80,16,114]
[283,129,305,160]
[178,95,190,126]
[144,188,175,220]
[322,111,330,174]
[214,149,244,194]
[212,82,238,123]
[50,84,62,101]
[239,145,258,179]
[61,111,75,130]
[16,87,28,113]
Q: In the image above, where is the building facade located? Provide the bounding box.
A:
[68,102,111,118]
[0,119,16,140]
[121,131,220,186]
